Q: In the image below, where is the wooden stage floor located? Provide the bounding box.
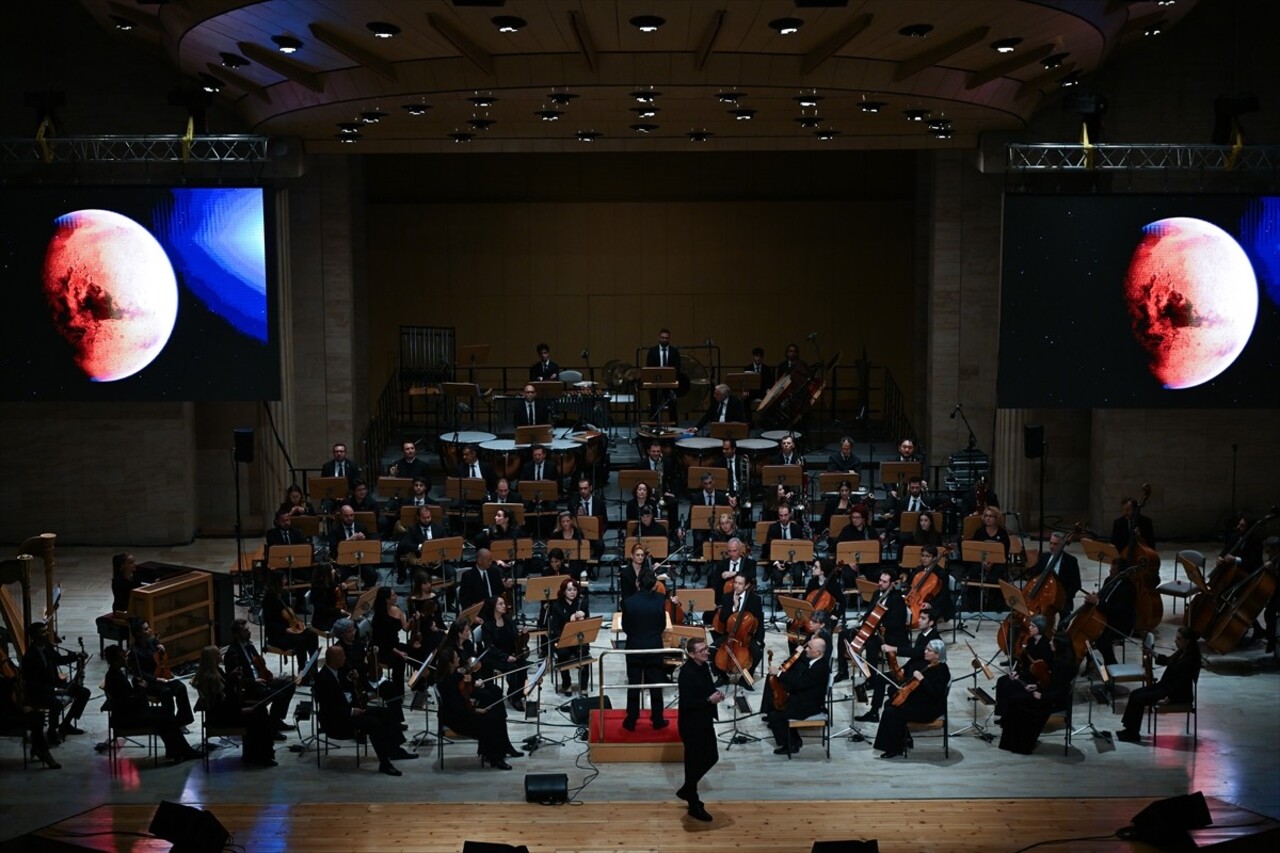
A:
[17,797,1280,852]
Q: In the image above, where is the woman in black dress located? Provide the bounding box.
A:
[371,586,410,721]
[873,639,951,759]
[994,614,1052,720]
[309,563,348,633]
[999,631,1078,755]
[910,510,944,549]
[546,577,591,694]
[820,480,858,537]
[435,647,519,769]
[708,512,739,544]
[965,507,1013,611]
[261,571,318,671]
[478,596,530,712]
[191,645,277,767]
[625,482,658,522]
[277,483,316,518]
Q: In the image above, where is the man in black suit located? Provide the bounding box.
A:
[529,343,560,382]
[569,478,608,559]
[640,442,680,516]
[459,548,513,611]
[321,442,362,486]
[776,342,805,376]
[1110,496,1156,552]
[690,472,735,551]
[710,575,764,682]
[389,440,431,486]
[720,438,747,498]
[455,445,498,495]
[1117,626,1201,743]
[645,328,681,415]
[620,568,670,731]
[767,635,830,755]
[677,638,725,822]
[742,347,774,425]
[329,504,377,588]
[771,434,803,467]
[396,505,446,560]
[265,509,310,558]
[520,445,553,486]
[314,645,413,776]
[21,621,90,744]
[827,436,862,474]
[224,618,296,730]
[692,383,746,432]
[707,538,756,608]
[867,608,943,721]
[513,384,551,428]
[1031,531,1082,611]
[855,570,910,722]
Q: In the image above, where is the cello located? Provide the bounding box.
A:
[791,561,838,638]
[765,645,805,711]
[713,582,759,678]
[903,548,949,630]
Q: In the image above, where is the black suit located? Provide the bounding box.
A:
[677,658,720,806]
[265,525,310,557]
[459,563,506,611]
[1033,549,1082,609]
[455,461,498,492]
[389,456,432,486]
[529,359,560,381]
[103,666,193,757]
[646,344,682,373]
[1111,514,1156,552]
[321,459,362,486]
[313,665,401,764]
[769,654,830,750]
[620,590,669,725]
[21,641,90,731]
[861,590,908,712]
[1121,644,1201,732]
[826,452,862,474]
[706,557,757,607]
[224,639,296,723]
[396,522,446,559]
[328,521,377,587]
[513,399,551,428]
[519,460,555,487]
[129,638,194,726]
[694,394,746,431]
[711,592,764,678]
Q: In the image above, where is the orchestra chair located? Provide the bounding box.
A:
[312,689,367,770]
[1107,641,1150,714]
[104,698,161,774]
[1148,674,1198,746]
[433,684,482,770]
[786,661,836,760]
[904,690,950,759]
[263,645,297,678]
[1158,551,1203,615]
[194,697,245,772]
[1039,678,1077,756]
[95,612,130,655]
[0,720,31,769]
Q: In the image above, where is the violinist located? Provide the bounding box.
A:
[994,614,1051,721]
[330,617,370,690]
[707,538,756,610]
[547,510,587,577]
[261,570,320,676]
[535,548,575,633]
[309,563,348,633]
[435,646,520,769]
[819,481,859,540]
[1116,626,1201,744]
[102,645,204,764]
[224,618,296,732]
[127,618,194,729]
[407,570,447,659]
[620,568,670,732]
[804,559,845,624]
[854,571,909,723]
[459,548,514,612]
[999,630,1077,755]
[191,645,278,767]
[371,587,411,724]
[710,575,764,683]
[767,635,829,756]
[329,504,377,589]
[546,577,591,695]
[314,645,414,776]
[902,545,953,623]
[21,621,90,745]
[478,595,529,712]
[964,507,1012,612]
[872,639,950,760]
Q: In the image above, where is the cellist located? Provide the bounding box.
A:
[710,575,764,683]
[855,570,910,723]
[902,545,953,624]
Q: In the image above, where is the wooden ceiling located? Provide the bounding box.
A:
[82,0,1197,153]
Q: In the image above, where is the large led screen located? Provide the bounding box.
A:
[0,186,280,401]
[999,194,1278,408]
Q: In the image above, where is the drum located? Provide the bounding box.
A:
[571,430,608,483]
[637,427,681,460]
[761,430,802,444]
[548,438,583,480]
[674,436,722,473]
[437,430,495,473]
[480,439,522,483]
[738,438,778,484]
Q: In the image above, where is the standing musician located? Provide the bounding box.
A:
[127,618,195,729]
[1111,496,1156,554]
[260,570,320,674]
[720,439,748,500]
[999,630,1078,755]
[314,645,414,776]
[21,621,90,746]
[964,507,1013,612]
[776,343,805,375]
[994,614,1052,721]
[902,545,954,624]
[1116,626,1201,744]
[620,568,670,732]
[101,645,203,764]
[459,548,514,612]
[710,575,764,682]
[766,635,829,756]
[855,570,910,723]
[514,384,551,428]
[191,645,278,767]
[765,504,806,588]
[478,595,529,712]
[692,383,746,433]
[827,437,862,474]
[224,618,297,732]
[1029,530,1083,612]
[620,542,651,601]
[872,639,950,760]
[546,577,592,695]
[435,646,520,770]
[677,638,725,823]
[530,342,560,382]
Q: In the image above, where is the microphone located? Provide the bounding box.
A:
[580,349,589,360]
[805,332,819,342]
[950,404,961,420]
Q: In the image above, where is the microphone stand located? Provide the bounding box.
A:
[718,649,762,749]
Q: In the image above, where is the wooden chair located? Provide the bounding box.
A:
[1148,676,1198,746]
[434,685,482,770]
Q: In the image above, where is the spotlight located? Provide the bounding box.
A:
[272,35,303,53]
[687,131,714,142]
[814,129,840,141]
[576,130,602,142]
[402,103,430,116]
[366,21,400,39]
[794,116,823,129]
[450,132,474,143]
[361,110,388,124]
[109,15,135,31]
[630,123,659,133]
[718,92,746,104]
[927,119,952,133]
[1059,71,1083,88]
[729,108,757,121]
[899,24,933,38]
[631,90,661,103]
[535,109,563,121]
[337,122,362,134]
[1144,22,1164,37]
[769,18,804,36]
[795,94,823,108]
[630,16,665,33]
[337,133,362,143]
[1042,52,1068,69]
[903,109,931,122]
[860,101,886,113]
[469,95,497,108]
[991,37,1022,53]
[631,106,660,119]
[547,92,578,106]
[199,73,224,94]
[492,16,526,33]
[219,52,249,68]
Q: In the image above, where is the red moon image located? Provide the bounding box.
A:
[42,209,178,382]
[1124,217,1257,389]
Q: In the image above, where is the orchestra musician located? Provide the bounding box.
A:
[101,645,203,764]
[804,559,846,624]
[994,614,1051,721]
[492,478,523,507]
[640,441,680,522]
[677,637,724,823]
[720,439,747,498]
[277,484,316,519]
[514,384,550,428]
[634,505,668,539]
[902,545,954,623]
[478,595,529,712]
[98,552,141,640]
[314,645,414,776]
[474,507,524,557]
[885,476,930,533]
[127,618,195,729]
[435,646,519,769]
[520,444,553,487]
[998,630,1077,755]
[646,328,682,415]
[1116,626,1201,744]
[710,575,764,683]
[771,435,803,467]
[620,568,670,732]
[21,621,90,746]
[388,440,431,485]
[827,437,862,475]
[224,618,297,732]
[765,504,805,588]
[265,508,310,559]
[1081,566,1138,667]
[767,635,829,755]
[569,478,608,562]
[1029,531,1083,612]
[819,480,859,537]
[776,343,805,375]
[546,577,591,695]
[742,347,775,414]
[909,510,944,549]
[261,571,320,673]
[329,504,377,589]
[1111,496,1156,554]
[456,445,498,494]
[856,570,911,723]
[964,507,1013,612]
[407,571,448,658]
[530,342,560,381]
[872,639,950,760]
[625,481,658,522]
[459,548,514,612]
[371,587,411,724]
[191,645,278,767]
[692,383,746,433]
[620,542,650,601]
[835,506,879,574]
[309,563,348,633]
[547,511,586,577]
[708,512,739,544]
[348,481,380,517]
[321,442,362,487]
[894,438,925,465]
[707,538,756,610]
[1,633,58,768]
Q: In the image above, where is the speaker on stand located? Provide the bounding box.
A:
[233,428,254,606]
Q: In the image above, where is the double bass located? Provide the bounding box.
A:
[997,524,1081,654]
[1187,508,1277,637]
[1202,551,1279,654]
[1114,485,1163,634]
[712,583,759,677]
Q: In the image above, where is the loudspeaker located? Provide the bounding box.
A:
[569,695,610,724]
[233,428,254,463]
[812,841,879,853]
[524,772,569,804]
[461,843,529,853]
[1130,792,1212,839]
[1023,424,1045,459]
[148,801,230,853]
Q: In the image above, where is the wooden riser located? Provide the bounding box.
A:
[588,740,685,762]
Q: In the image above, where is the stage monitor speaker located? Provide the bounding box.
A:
[1023,424,1045,459]
[812,841,879,853]
[525,772,569,804]
[148,801,230,853]
[1130,791,1212,837]
[569,695,610,724]
[461,843,530,853]
[233,428,254,463]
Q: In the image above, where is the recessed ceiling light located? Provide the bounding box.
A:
[109,15,135,31]
[991,37,1023,53]
[1059,71,1083,88]
[272,35,303,54]
[795,94,823,108]
[631,90,661,103]
[468,95,497,108]
[468,118,496,130]
[687,131,714,143]
[198,73,224,94]
[815,130,840,141]
[535,109,563,121]
[794,116,823,129]
[903,108,931,122]
[450,132,474,143]
[860,101,886,113]
[492,16,526,33]
[361,110,388,124]
[366,21,400,39]
[631,106,660,119]
[899,24,933,38]
[576,130,602,142]
[337,133,362,143]
[1144,22,1164,36]
[718,92,747,104]
[630,15,665,33]
[1042,52,1068,69]
[337,122,362,134]
[630,123,659,134]
[927,119,952,133]
[729,108,757,121]
[1156,0,1176,6]
[932,129,952,140]
[769,18,804,36]
[220,52,249,68]
[547,92,578,106]
[402,103,430,116]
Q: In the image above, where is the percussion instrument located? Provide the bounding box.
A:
[480,439,522,483]
[437,430,495,473]
[760,430,803,444]
[548,438,583,480]
[737,438,778,485]
[674,436,722,475]
[637,427,682,460]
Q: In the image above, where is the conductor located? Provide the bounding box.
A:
[677,638,724,822]
[620,568,670,732]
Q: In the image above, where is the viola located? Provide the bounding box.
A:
[152,641,173,680]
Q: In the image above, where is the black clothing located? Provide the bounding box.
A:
[327,523,377,588]
[620,590,668,725]
[103,665,195,758]
[677,659,719,807]
[529,359,560,382]
[261,592,319,668]
[128,638,194,726]
[459,564,506,611]
[902,563,954,623]
[1120,643,1201,732]
[1089,572,1138,666]
[224,639,296,723]
[455,460,498,492]
[706,556,757,608]
[111,574,142,611]
[1110,514,1156,552]
[994,634,1052,718]
[827,452,862,474]
[314,665,403,765]
[872,662,950,755]
[694,394,746,431]
[479,617,529,699]
[964,527,1012,611]
[768,654,830,749]
[321,458,362,486]
[397,521,447,560]
[999,647,1077,755]
[1031,549,1082,610]
[546,597,591,693]
[870,626,941,713]
[389,456,432,485]
[438,670,512,763]
[21,641,90,728]
[310,578,346,632]
[710,591,764,679]
[513,399,551,427]
[646,343,681,373]
[194,668,276,764]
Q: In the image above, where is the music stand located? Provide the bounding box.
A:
[482,502,527,527]
[817,472,861,493]
[640,367,678,426]
[836,541,880,572]
[520,655,565,752]
[555,616,603,698]
[879,461,922,494]
[376,477,413,501]
[1075,641,1115,745]
[515,425,553,446]
[718,645,761,749]
[267,544,313,609]
[351,586,381,623]
[523,574,565,646]
[1081,538,1119,588]
[961,541,1007,626]
[398,504,446,529]
[761,464,803,490]
[708,422,749,441]
[768,539,813,618]
[702,541,729,563]
[676,588,715,625]
[442,381,484,433]
[689,504,733,533]
[445,477,488,533]
[308,476,348,506]
[724,372,761,397]
[900,545,949,572]
[777,595,815,636]
[336,539,379,585]
[949,640,997,741]
[576,515,602,541]
[687,466,728,491]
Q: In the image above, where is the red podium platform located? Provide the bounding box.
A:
[588,708,684,763]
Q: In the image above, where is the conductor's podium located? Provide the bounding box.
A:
[588,707,684,763]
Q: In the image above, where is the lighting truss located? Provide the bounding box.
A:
[1007,143,1280,171]
[0,134,270,163]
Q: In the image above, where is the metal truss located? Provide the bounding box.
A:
[1007,143,1280,171]
[0,134,270,164]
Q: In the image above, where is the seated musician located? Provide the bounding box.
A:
[321,442,362,488]
[101,645,204,764]
[97,552,140,641]
[804,559,845,625]
[406,571,448,660]
[456,445,498,495]
[625,481,656,522]
[870,607,943,718]
[776,342,805,375]
[534,548,572,631]
[260,571,320,674]
[514,384,550,427]
[435,646,520,769]
[827,437,862,474]
[765,503,806,588]
[855,570,910,723]
[707,538,756,611]
[771,435,804,467]
[1080,566,1137,667]
[894,438,924,465]
[634,505,668,540]
[742,347,773,423]
[474,507,525,560]
[692,383,746,433]
[478,596,529,713]
[547,511,586,579]
[459,548,514,612]
[994,614,1052,721]
[909,510,944,549]
[1116,625,1201,744]
[265,508,311,560]
[530,342,560,382]
[708,512,739,544]
[389,440,431,486]
[999,630,1077,755]
[224,618,297,732]
[127,618,195,729]
[278,483,316,518]
[191,645,277,767]
[520,444,554,489]
[872,639,950,760]
[492,478,523,507]
[21,621,90,745]
[370,587,412,724]
[836,506,879,568]
[885,476,930,534]
[329,504,377,589]
[396,505,455,594]
[766,635,829,755]
[640,441,680,511]
[1027,531,1082,612]
[309,563,349,633]
[902,545,954,624]
[710,575,764,683]
[819,481,858,537]
[546,577,591,695]
[347,480,380,518]
[314,645,414,776]
[963,507,1012,612]
[569,478,608,564]
[715,440,746,502]
[1,633,58,768]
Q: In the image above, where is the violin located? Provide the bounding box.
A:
[152,636,174,680]
[283,605,306,633]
